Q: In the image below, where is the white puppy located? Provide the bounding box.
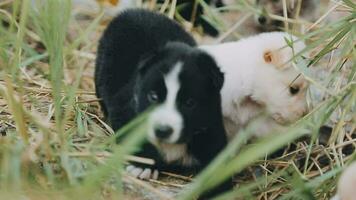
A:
[332,162,356,200]
[201,32,309,138]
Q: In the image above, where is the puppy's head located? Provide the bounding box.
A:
[135,42,224,145]
[254,0,317,31]
[250,32,309,125]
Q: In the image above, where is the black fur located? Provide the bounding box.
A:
[95,9,231,198]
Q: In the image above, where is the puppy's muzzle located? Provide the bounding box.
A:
[154,124,173,140]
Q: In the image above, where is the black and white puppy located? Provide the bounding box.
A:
[95,8,230,197]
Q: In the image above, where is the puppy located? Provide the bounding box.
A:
[254,0,319,32]
[95,8,230,197]
[201,32,309,138]
[332,162,356,200]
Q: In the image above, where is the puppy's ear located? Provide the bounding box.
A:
[197,52,224,90]
[263,50,285,69]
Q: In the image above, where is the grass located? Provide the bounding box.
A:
[0,0,355,199]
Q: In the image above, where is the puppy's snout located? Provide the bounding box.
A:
[258,16,267,25]
[154,125,173,139]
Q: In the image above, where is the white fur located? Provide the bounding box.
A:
[148,62,183,144]
[201,32,309,138]
[333,162,356,200]
[155,143,198,166]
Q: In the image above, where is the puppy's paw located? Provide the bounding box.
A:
[125,165,159,180]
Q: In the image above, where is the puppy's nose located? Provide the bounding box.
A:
[154,125,173,139]
[258,16,267,25]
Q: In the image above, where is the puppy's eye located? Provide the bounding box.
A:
[184,98,196,108]
[289,86,300,95]
[147,91,159,103]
